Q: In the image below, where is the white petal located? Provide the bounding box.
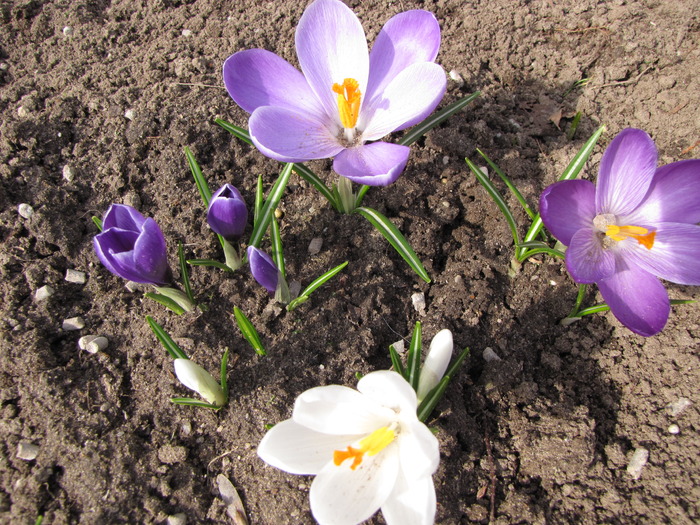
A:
[416,329,453,401]
[173,359,226,406]
[310,441,400,525]
[257,419,361,475]
[357,370,418,415]
[293,384,394,435]
[397,417,440,481]
[381,471,436,525]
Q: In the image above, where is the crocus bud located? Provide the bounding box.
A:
[247,246,290,303]
[416,329,453,401]
[207,184,248,241]
[174,359,226,406]
[93,204,171,285]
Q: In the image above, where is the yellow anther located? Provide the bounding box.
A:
[333,426,395,470]
[605,224,656,250]
[332,78,361,129]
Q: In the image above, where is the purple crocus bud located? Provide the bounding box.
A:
[93,204,171,285]
[540,128,700,336]
[206,184,248,240]
[247,246,278,294]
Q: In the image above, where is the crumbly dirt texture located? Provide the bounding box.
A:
[1,0,699,523]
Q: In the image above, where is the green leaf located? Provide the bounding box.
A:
[219,348,230,402]
[287,261,349,311]
[417,346,470,422]
[477,148,536,220]
[400,91,481,147]
[146,316,188,359]
[254,175,263,224]
[354,206,431,283]
[185,146,212,206]
[233,306,266,356]
[292,163,338,209]
[406,322,422,390]
[355,184,370,209]
[466,157,521,247]
[215,118,253,145]
[178,242,195,304]
[389,344,406,379]
[170,397,222,409]
[567,111,582,141]
[249,163,294,249]
[144,292,186,315]
[186,259,235,271]
[92,216,103,231]
[270,214,286,279]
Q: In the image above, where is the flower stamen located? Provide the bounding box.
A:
[332,78,361,129]
[605,224,656,249]
[333,426,395,470]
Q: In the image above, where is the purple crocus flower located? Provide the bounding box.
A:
[247,246,280,295]
[223,0,446,186]
[540,128,700,336]
[207,184,248,240]
[93,204,171,285]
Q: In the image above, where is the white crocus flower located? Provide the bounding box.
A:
[173,359,226,406]
[416,329,454,403]
[258,370,440,525]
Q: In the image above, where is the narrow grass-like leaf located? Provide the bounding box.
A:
[219,347,230,401]
[574,298,696,319]
[400,91,481,147]
[417,346,470,422]
[466,158,521,247]
[518,246,566,260]
[187,259,235,271]
[145,293,186,315]
[477,149,536,220]
[567,284,588,318]
[215,118,253,146]
[389,344,406,379]
[292,163,338,209]
[146,315,188,359]
[185,146,212,206]
[287,261,349,311]
[406,322,422,391]
[270,214,285,279]
[355,184,370,209]
[171,397,221,409]
[567,111,582,141]
[233,306,266,356]
[249,163,294,249]
[354,206,431,283]
[92,216,103,231]
[178,242,194,303]
[254,175,263,224]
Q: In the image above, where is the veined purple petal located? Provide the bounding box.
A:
[132,218,170,284]
[620,222,700,285]
[296,0,369,121]
[102,203,146,232]
[361,62,446,140]
[596,128,658,216]
[597,261,670,336]
[539,179,596,246]
[249,106,343,163]
[333,142,409,186]
[223,49,326,121]
[366,10,441,105]
[247,246,278,294]
[565,227,616,283]
[93,229,142,282]
[207,184,248,240]
[625,160,700,225]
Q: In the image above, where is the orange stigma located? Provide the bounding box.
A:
[333,426,395,470]
[605,224,656,250]
[332,78,361,129]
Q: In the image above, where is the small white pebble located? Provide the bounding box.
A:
[181,421,192,436]
[125,281,146,293]
[626,447,649,480]
[34,285,54,301]
[442,156,450,165]
[0,63,8,71]
[448,69,464,85]
[392,340,405,355]
[124,109,135,120]
[17,106,28,118]
[483,347,501,362]
[308,237,323,255]
[411,292,426,316]
[62,165,75,182]
[65,269,87,284]
[166,513,187,525]
[86,336,109,354]
[78,335,98,350]
[549,280,557,286]
[668,424,680,435]
[62,316,85,331]
[667,397,692,417]
[181,29,192,37]
[18,203,34,219]
[289,281,302,299]
[62,26,74,37]
[17,442,39,461]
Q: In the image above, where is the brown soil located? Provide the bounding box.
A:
[1,0,699,523]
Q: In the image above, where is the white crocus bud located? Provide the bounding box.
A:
[416,329,454,402]
[174,359,226,406]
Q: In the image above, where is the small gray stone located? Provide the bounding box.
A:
[166,513,187,525]
[483,347,502,362]
[35,285,54,301]
[86,336,108,354]
[667,397,692,417]
[411,292,426,316]
[124,108,135,120]
[65,269,87,284]
[78,335,99,350]
[181,29,193,37]
[626,447,649,480]
[668,424,680,435]
[62,26,74,37]
[62,165,75,182]
[62,316,85,331]
[449,69,464,85]
[18,203,34,219]
[17,442,39,461]
[308,237,323,255]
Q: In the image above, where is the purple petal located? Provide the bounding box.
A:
[247,246,278,294]
[366,10,441,105]
[132,218,170,284]
[539,179,596,246]
[620,222,700,285]
[597,262,670,337]
[333,142,410,186]
[94,229,143,282]
[596,128,658,216]
[295,0,369,122]
[361,62,446,140]
[249,106,343,163]
[207,184,248,240]
[626,160,700,225]
[565,227,616,283]
[223,49,326,121]
[102,203,146,232]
